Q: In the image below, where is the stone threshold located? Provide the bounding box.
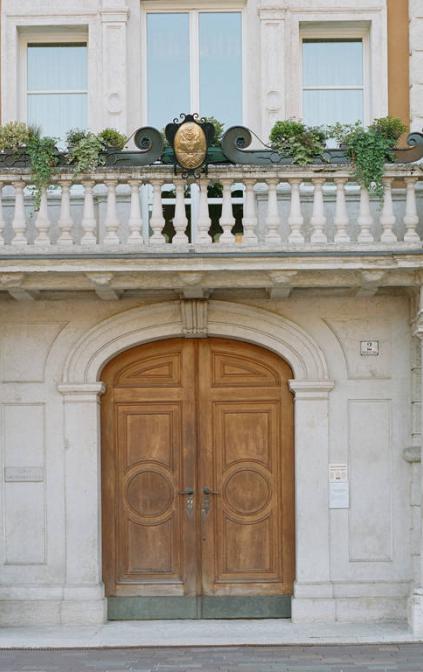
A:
[0,621,421,649]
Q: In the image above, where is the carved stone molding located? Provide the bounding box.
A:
[180,300,208,339]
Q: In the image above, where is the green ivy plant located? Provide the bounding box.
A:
[26,130,59,210]
[326,116,407,196]
[66,129,105,175]
[269,119,326,165]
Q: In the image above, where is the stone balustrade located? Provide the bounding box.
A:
[0,164,422,253]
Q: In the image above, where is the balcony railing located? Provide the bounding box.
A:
[0,164,422,254]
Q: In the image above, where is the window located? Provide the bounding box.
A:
[146,11,242,131]
[27,43,88,141]
[302,38,364,126]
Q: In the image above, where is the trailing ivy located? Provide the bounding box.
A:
[326,116,407,197]
[26,131,59,211]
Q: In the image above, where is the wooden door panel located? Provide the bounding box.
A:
[116,404,182,586]
[102,340,197,598]
[208,402,283,590]
[198,339,294,597]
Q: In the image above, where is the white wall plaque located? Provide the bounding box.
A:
[329,463,349,509]
[4,467,44,482]
[360,340,379,356]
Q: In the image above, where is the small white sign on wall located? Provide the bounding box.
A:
[329,463,349,509]
[360,340,379,356]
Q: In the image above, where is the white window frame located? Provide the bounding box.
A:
[19,29,89,132]
[140,1,246,127]
[299,23,371,126]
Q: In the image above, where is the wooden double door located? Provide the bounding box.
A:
[102,338,294,619]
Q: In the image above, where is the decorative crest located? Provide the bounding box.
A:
[165,114,215,177]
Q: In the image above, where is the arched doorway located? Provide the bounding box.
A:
[101,337,295,619]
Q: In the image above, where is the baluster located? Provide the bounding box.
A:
[11,180,27,246]
[173,181,188,244]
[80,180,97,245]
[219,179,235,244]
[149,179,166,244]
[287,178,304,244]
[242,179,258,244]
[310,178,327,244]
[104,179,120,245]
[57,180,74,246]
[34,188,51,246]
[380,177,397,243]
[0,182,5,246]
[357,187,374,243]
[404,177,420,243]
[334,178,350,243]
[196,179,211,244]
[265,178,281,245]
[127,179,144,245]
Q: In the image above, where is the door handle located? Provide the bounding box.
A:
[179,487,194,516]
[201,486,219,518]
[202,487,219,496]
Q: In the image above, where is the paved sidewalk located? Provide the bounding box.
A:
[1,644,423,672]
[0,621,421,649]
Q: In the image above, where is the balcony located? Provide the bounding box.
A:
[0,163,422,299]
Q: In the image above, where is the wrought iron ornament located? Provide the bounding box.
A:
[165,114,215,177]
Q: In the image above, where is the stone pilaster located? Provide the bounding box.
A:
[409,286,423,634]
[289,380,336,623]
[258,1,287,139]
[57,383,107,624]
[100,1,129,133]
[409,0,423,131]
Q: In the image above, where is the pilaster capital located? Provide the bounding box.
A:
[289,380,335,400]
[58,383,106,402]
[100,0,129,22]
[259,0,286,20]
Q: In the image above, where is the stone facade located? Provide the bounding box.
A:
[0,0,423,636]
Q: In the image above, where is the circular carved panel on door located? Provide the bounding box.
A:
[223,466,272,519]
[126,468,174,522]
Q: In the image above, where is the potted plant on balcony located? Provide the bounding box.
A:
[66,128,106,175]
[269,120,327,165]
[0,121,33,167]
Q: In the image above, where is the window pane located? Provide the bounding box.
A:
[303,89,363,126]
[28,93,87,142]
[199,12,242,127]
[27,44,87,91]
[303,40,363,87]
[147,13,190,131]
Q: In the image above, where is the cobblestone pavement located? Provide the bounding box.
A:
[0,645,423,672]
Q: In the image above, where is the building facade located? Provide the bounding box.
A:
[1,0,423,635]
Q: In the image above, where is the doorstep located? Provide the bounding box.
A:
[0,620,421,649]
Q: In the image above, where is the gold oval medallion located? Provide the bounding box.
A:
[174,122,207,170]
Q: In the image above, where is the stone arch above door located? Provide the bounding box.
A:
[62,300,330,384]
[58,299,335,625]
